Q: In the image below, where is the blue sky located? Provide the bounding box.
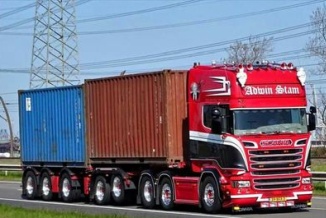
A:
[0,0,325,135]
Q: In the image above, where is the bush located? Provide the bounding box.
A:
[311,147,326,157]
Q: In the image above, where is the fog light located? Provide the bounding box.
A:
[233,206,240,211]
[302,177,311,184]
[232,180,250,188]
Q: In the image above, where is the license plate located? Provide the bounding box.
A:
[270,197,286,202]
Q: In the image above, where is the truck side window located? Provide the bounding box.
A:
[203,105,232,133]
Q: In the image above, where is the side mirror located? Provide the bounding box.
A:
[308,106,316,131]
[211,107,221,120]
[310,106,317,114]
[211,107,222,134]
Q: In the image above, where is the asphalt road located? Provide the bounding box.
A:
[0,181,325,218]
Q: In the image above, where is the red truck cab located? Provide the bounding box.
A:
[186,62,315,211]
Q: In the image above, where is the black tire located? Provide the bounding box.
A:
[159,177,174,210]
[111,174,125,204]
[200,176,222,213]
[60,173,79,202]
[140,176,155,209]
[40,172,53,201]
[94,176,111,205]
[23,171,38,200]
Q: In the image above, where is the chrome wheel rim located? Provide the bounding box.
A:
[161,183,171,206]
[42,177,50,196]
[143,180,153,202]
[204,183,215,207]
[95,180,105,201]
[112,177,122,197]
[26,176,34,195]
[62,178,71,197]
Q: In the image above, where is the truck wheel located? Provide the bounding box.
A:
[40,172,53,201]
[60,173,79,202]
[94,176,111,205]
[159,178,174,210]
[111,175,125,204]
[23,171,38,200]
[200,176,221,213]
[140,176,155,209]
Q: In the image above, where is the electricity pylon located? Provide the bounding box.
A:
[30,0,80,89]
[0,96,14,157]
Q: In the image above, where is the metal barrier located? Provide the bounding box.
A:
[1,156,326,182]
[312,171,326,181]
[1,164,325,178]
[0,164,21,171]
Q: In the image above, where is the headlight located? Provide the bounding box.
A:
[302,177,311,184]
[232,180,250,188]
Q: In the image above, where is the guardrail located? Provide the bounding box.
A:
[0,164,325,181]
[311,171,326,181]
[0,164,21,171]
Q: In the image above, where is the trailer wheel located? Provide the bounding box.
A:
[40,172,53,201]
[60,173,79,202]
[23,171,38,200]
[111,175,125,204]
[140,176,155,209]
[200,176,221,213]
[94,176,111,205]
[159,178,174,210]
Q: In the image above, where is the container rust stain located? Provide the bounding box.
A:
[85,70,188,165]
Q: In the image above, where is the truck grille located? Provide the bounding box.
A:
[249,148,303,190]
[254,177,300,190]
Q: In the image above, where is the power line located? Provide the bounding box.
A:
[78,0,204,23]
[77,0,324,26]
[0,2,35,19]
[0,0,92,31]
[78,26,316,69]
[0,0,200,32]
[0,26,320,73]
[1,0,323,35]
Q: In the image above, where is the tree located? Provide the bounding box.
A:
[306,4,326,141]
[306,4,326,74]
[226,36,273,64]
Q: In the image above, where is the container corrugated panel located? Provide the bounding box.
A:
[85,70,188,164]
[19,86,86,166]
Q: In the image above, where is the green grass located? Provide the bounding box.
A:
[0,204,127,218]
[0,171,22,181]
[311,159,326,172]
[313,181,326,196]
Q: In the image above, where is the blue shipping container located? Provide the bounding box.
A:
[19,86,86,166]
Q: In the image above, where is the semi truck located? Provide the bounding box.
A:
[19,61,316,213]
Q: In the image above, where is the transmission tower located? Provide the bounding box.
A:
[30,0,80,89]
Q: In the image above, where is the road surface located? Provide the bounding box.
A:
[0,181,325,218]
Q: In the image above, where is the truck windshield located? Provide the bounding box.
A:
[233,108,308,135]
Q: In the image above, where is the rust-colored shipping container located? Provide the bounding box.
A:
[85,70,188,165]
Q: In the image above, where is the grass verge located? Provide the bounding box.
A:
[311,159,326,172]
[0,204,127,218]
[313,181,326,196]
[0,171,22,181]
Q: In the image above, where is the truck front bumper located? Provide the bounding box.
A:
[224,191,312,209]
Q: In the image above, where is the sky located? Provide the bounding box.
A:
[0,0,326,136]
